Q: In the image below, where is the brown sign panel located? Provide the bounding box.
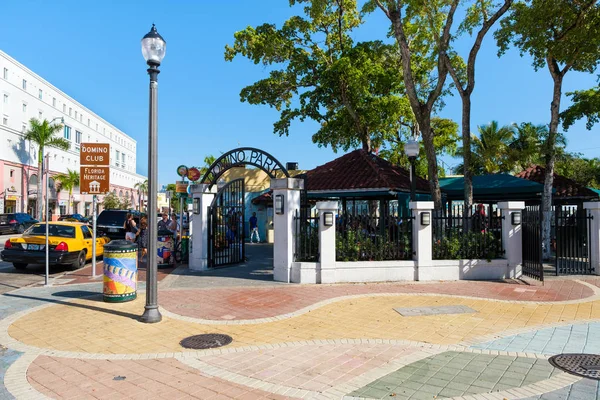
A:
[80,143,110,166]
[80,166,110,194]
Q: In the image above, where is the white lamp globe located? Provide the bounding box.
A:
[141,24,166,65]
[404,139,420,158]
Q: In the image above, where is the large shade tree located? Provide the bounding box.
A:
[24,118,70,220]
[443,0,513,212]
[496,0,600,258]
[225,0,414,153]
[54,169,80,214]
[368,0,462,209]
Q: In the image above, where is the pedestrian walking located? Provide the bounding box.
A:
[249,212,260,243]
[124,213,137,242]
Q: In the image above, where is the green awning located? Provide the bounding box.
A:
[439,174,545,201]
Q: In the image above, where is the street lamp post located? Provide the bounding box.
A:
[140,24,166,324]
[404,139,419,202]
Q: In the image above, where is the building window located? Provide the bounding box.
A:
[74,111,77,119]
[2,68,7,80]
[87,118,90,127]
[75,130,82,144]
[22,79,26,90]
[22,103,27,113]
[79,114,82,122]
[69,108,72,117]
[38,89,42,99]
[9,170,14,178]
[63,104,66,113]
[52,97,56,107]
[96,123,98,131]
[87,134,90,142]
[22,123,26,132]
[64,125,71,140]
[121,152,126,168]
[2,116,7,125]
[3,94,7,104]
[115,150,120,167]
[38,111,42,119]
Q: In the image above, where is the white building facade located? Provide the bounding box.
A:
[0,50,146,218]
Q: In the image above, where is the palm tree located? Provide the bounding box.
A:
[134,180,148,211]
[24,118,70,220]
[509,123,546,172]
[54,169,80,214]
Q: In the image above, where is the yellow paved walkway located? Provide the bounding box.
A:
[8,293,600,354]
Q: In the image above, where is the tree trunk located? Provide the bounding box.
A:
[542,69,563,260]
[462,97,473,213]
[362,135,371,152]
[36,148,43,220]
[69,189,73,214]
[420,115,442,209]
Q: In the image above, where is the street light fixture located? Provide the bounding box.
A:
[404,138,419,202]
[140,24,166,324]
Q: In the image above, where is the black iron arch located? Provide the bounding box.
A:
[200,147,289,187]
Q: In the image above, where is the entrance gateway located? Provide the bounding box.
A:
[199,148,290,268]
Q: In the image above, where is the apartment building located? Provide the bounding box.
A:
[0,50,146,218]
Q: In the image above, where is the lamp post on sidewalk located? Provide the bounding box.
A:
[404,138,419,202]
[140,24,166,324]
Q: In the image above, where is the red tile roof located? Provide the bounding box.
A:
[251,191,272,205]
[515,165,598,199]
[304,149,430,193]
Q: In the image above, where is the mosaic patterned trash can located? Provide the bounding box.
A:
[103,240,137,302]
[157,230,174,268]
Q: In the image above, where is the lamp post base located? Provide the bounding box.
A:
[141,306,162,323]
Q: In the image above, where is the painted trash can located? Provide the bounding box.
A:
[157,230,174,268]
[103,240,137,302]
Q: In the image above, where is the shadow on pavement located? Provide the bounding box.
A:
[172,243,275,282]
[4,291,142,320]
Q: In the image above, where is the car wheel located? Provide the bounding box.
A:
[17,224,25,234]
[70,251,86,271]
[13,263,27,269]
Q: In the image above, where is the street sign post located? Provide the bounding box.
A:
[80,143,110,278]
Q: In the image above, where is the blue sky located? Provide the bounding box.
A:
[1,0,598,185]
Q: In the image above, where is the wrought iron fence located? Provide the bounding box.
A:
[554,205,593,275]
[432,204,504,260]
[336,213,413,261]
[293,209,319,262]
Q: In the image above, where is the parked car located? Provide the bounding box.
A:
[0,213,38,234]
[1,222,110,270]
[96,210,140,240]
[58,214,89,223]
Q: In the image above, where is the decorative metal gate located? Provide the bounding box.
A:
[207,179,245,268]
[554,206,593,275]
[522,205,544,281]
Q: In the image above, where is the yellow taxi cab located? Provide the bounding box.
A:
[1,222,110,270]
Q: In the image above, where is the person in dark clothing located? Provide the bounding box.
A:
[135,216,148,258]
[249,212,259,243]
[157,213,170,232]
[123,213,137,241]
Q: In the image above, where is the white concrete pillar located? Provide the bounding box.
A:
[316,201,337,284]
[498,201,526,278]
[189,184,216,271]
[410,201,434,280]
[271,178,304,282]
[584,202,600,275]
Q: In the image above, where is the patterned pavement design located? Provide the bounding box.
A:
[522,379,600,399]
[472,322,600,355]
[159,280,595,321]
[348,351,559,399]
[3,276,600,399]
[0,346,20,400]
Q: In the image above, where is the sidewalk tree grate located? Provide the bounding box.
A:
[180,334,232,349]
[549,354,600,380]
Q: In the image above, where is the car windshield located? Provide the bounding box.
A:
[25,224,76,238]
[97,211,127,226]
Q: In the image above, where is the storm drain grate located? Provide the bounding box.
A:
[180,334,233,349]
[549,354,600,380]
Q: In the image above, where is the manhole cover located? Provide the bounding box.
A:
[180,334,233,349]
[549,354,600,380]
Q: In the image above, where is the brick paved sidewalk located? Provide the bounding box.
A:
[3,278,600,399]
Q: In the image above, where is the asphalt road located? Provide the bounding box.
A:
[0,233,90,294]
